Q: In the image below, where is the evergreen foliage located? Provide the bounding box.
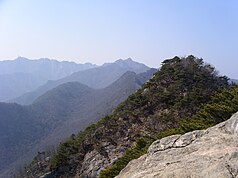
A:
[23,56,232,178]
[100,85,238,177]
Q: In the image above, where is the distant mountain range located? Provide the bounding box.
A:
[0,64,155,177]
[0,57,97,101]
[9,58,150,105]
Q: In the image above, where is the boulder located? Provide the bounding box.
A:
[116,112,238,178]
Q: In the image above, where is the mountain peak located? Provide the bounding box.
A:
[114,58,150,74]
[15,56,29,61]
[115,57,133,63]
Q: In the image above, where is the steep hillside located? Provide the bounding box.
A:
[0,57,96,101]
[10,58,151,105]
[0,83,94,174]
[22,56,230,178]
[117,111,238,178]
[0,70,154,178]
[0,103,44,172]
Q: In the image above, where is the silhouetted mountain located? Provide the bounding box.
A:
[0,57,96,101]
[0,69,155,177]
[0,57,96,78]
[10,58,150,105]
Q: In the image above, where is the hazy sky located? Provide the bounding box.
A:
[0,0,237,77]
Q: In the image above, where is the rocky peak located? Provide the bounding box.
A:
[19,56,231,178]
[116,112,238,178]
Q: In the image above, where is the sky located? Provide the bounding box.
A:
[0,0,237,77]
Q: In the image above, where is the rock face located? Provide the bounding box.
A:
[117,112,238,178]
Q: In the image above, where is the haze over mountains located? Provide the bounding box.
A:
[8,58,150,105]
[0,57,96,101]
[0,58,155,177]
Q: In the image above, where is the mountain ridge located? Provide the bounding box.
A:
[21,56,230,178]
[0,57,97,101]
[10,59,151,105]
[0,69,155,178]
